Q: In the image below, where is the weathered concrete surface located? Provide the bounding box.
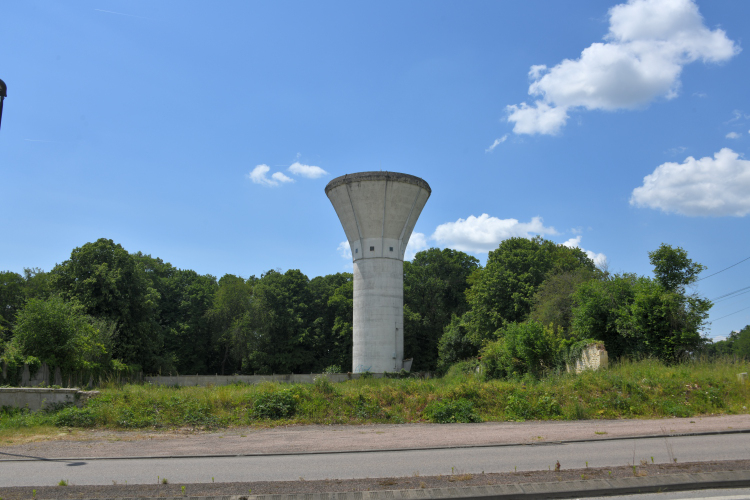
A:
[0,388,99,411]
[568,344,609,374]
[326,171,431,373]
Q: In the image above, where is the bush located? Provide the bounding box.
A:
[482,322,562,379]
[54,406,97,427]
[505,392,562,420]
[423,398,481,423]
[251,390,298,419]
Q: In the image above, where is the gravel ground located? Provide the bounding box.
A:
[2,414,748,460]
[1,460,749,499]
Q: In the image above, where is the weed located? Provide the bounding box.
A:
[251,390,297,420]
[555,461,560,472]
[651,456,654,464]
[212,477,215,482]
[162,477,168,484]
[181,485,186,495]
[585,461,588,468]
[420,481,426,489]
[58,479,68,486]
[32,490,36,499]
[423,399,481,423]
[595,431,607,435]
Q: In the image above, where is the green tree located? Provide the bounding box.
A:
[206,274,254,374]
[465,237,596,344]
[327,278,354,371]
[0,271,25,334]
[308,273,352,371]
[403,248,479,371]
[10,296,111,372]
[649,243,705,292]
[571,272,711,362]
[50,239,161,370]
[239,269,314,374]
[529,267,599,334]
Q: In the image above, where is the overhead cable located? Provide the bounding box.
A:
[698,256,750,282]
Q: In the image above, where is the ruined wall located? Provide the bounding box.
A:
[567,343,608,374]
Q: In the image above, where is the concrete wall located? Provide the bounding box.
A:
[568,344,609,374]
[144,372,388,386]
[0,388,99,411]
[325,171,431,373]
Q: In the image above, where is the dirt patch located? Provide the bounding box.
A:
[1,460,749,499]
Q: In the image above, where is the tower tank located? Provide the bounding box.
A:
[325,171,431,373]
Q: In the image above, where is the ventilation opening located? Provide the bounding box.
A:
[355,248,358,254]
[370,246,375,251]
[389,247,394,252]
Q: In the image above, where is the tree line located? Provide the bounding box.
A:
[0,236,727,380]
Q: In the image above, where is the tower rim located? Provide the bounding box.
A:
[325,171,431,195]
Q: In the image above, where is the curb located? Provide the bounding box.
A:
[54,470,750,500]
[2,428,750,462]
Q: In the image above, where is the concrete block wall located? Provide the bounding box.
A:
[144,372,388,387]
[0,388,99,411]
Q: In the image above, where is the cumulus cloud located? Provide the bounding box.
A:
[562,236,608,268]
[247,164,294,187]
[630,148,750,216]
[726,132,741,139]
[288,162,328,179]
[485,135,509,152]
[431,215,557,253]
[404,232,429,261]
[337,241,352,260]
[507,0,739,135]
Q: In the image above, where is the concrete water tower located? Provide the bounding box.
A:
[325,171,431,373]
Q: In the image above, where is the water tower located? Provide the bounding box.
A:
[325,172,431,373]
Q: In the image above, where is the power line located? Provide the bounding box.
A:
[711,285,750,302]
[713,288,750,304]
[698,256,750,282]
[708,305,750,324]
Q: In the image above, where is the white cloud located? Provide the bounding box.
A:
[288,162,328,179]
[337,241,352,260]
[507,0,739,135]
[404,232,429,261]
[726,132,741,139]
[506,101,569,135]
[431,214,557,253]
[562,235,608,269]
[630,148,750,216]
[485,135,508,152]
[247,164,294,187]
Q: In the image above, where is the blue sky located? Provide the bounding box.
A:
[1,0,749,339]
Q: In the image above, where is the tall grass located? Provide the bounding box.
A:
[2,357,748,432]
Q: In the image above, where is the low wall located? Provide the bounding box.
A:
[145,372,387,386]
[0,388,99,411]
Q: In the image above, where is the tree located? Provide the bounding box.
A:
[649,243,705,293]
[481,321,562,379]
[239,269,314,374]
[10,296,111,372]
[307,273,352,371]
[529,267,599,334]
[464,237,596,344]
[0,271,25,334]
[206,274,254,374]
[50,239,161,370]
[403,248,479,371]
[571,272,711,363]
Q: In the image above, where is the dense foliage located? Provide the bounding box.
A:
[0,237,730,381]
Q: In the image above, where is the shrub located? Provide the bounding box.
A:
[423,398,481,423]
[54,406,97,427]
[482,322,562,379]
[251,390,298,419]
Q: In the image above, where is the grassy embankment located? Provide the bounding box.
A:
[1,358,749,441]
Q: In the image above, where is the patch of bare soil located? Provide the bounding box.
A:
[1,460,749,500]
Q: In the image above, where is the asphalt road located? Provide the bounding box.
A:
[3,433,750,488]
[585,489,750,500]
